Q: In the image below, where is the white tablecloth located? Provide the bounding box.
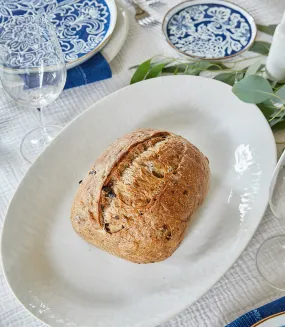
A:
[1,0,285,326]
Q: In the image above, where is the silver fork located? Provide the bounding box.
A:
[128,0,159,27]
[146,0,165,6]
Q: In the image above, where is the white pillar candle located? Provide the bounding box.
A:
[266,21,285,81]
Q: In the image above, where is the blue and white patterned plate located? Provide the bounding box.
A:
[252,311,285,327]
[162,0,256,60]
[0,0,117,69]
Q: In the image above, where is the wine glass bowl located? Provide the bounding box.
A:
[257,235,285,291]
[0,15,66,162]
[256,150,285,291]
[269,158,285,219]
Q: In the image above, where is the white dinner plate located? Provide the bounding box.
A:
[253,312,285,326]
[101,2,129,63]
[1,76,276,327]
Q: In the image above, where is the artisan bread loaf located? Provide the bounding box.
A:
[70,128,210,263]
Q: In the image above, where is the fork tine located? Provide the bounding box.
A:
[146,17,158,26]
[146,0,165,6]
[146,18,155,26]
[130,0,158,27]
[138,19,146,26]
[144,17,152,24]
[141,18,149,25]
[149,17,157,24]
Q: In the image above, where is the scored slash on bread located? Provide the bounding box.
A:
[70,128,210,263]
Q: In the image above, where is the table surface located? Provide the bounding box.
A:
[1,0,285,326]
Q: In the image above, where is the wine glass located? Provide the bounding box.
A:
[256,150,285,290]
[0,15,66,163]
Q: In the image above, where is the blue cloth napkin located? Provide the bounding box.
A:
[227,296,285,327]
[64,52,112,89]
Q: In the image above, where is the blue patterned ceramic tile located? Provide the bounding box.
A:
[163,0,256,59]
[0,0,116,67]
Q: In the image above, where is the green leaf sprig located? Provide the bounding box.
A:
[130,24,285,130]
[256,24,277,35]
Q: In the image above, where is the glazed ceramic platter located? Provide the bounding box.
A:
[1,76,276,327]
[162,0,257,59]
[0,0,117,69]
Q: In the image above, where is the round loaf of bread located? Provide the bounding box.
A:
[70,128,210,263]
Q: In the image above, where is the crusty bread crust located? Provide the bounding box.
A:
[70,129,210,263]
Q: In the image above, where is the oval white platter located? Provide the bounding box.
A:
[1,76,276,327]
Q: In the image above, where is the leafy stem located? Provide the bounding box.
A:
[129,34,285,131]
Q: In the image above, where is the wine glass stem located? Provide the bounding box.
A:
[38,107,50,145]
[277,218,285,234]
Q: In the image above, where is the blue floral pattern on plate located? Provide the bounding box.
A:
[0,0,114,67]
[163,1,256,59]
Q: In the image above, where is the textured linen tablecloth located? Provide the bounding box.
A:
[1,0,285,326]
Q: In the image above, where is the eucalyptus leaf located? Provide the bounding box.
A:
[173,66,179,75]
[257,24,277,35]
[194,61,213,71]
[207,62,228,71]
[158,61,228,75]
[245,61,261,76]
[270,119,281,128]
[214,73,235,85]
[274,82,285,90]
[275,85,285,100]
[145,63,166,79]
[269,112,285,127]
[249,41,271,55]
[162,63,199,75]
[271,119,285,130]
[162,64,189,74]
[261,97,281,109]
[262,85,285,108]
[183,63,200,75]
[257,103,276,119]
[186,68,200,75]
[130,59,151,84]
[273,111,285,118]
[214,72,243,86]
[193,61,228,72]
[232,75,273,103]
